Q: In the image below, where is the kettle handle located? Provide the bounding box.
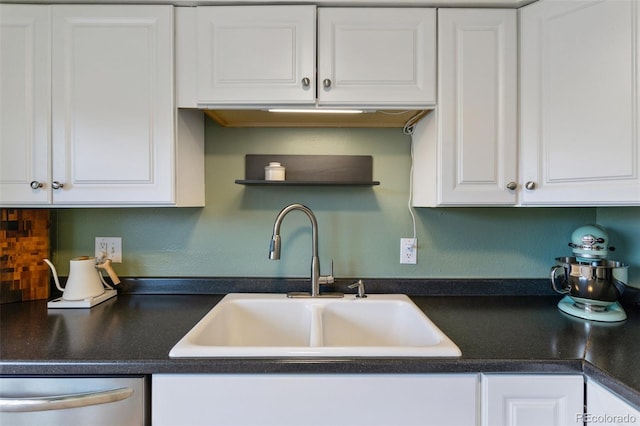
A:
[43,259,65,292]
[97,259,121,285]
[550,265,570,294]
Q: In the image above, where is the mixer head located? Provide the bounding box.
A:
[568,224,614,261]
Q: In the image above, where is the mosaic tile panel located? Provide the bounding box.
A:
[1,209,50,303]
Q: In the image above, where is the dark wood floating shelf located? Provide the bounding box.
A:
[236,154,380,186]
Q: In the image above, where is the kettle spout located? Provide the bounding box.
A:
[43,259,65,292]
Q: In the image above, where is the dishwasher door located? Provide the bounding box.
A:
[0,376,147,426]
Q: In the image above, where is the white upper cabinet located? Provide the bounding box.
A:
[415,0,639,208]
[520,0,640,206]
[195,6,316,106]
[0,4,51,205]
[412,8,517,206]
[183,6,436,108]
[317,8,436,107]
[1,5,204,207]
[52,5,175,205]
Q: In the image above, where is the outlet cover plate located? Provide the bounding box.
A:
[95,237,122,263]
[400,238,417,264]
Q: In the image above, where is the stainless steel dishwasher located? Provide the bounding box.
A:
[0,376,147,425]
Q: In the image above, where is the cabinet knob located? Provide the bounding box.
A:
[506,182,518,191]
[51,181,64,190]
[301,77,311,88]
[323,78,332,89]
[30,181,44,190]
[525,181,536,190]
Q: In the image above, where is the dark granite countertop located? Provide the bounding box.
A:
[1,287,639,408]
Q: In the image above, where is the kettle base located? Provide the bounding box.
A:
[47,289,117,309]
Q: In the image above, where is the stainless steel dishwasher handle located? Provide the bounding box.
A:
[0,387,133,412]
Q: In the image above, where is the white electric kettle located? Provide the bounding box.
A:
[44,256,120,301]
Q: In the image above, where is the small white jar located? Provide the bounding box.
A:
[264,162,285,181]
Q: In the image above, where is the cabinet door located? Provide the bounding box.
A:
[520,0,640,206]
[0,4,51,205]
[51,5,175,205]
[481,374,584,426]
[586,380,640,425]
[425,8,517,206]
[196,6,316,106]
[153,374,478,426]
[318,8,436,107]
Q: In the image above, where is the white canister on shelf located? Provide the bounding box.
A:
[264,162,286,181]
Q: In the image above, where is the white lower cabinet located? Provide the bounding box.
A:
[586,379,640,426]
[153,373,640,425]
[481,374,584,426]
[152,374,479,426]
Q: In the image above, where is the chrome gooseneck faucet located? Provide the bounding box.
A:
[269,203,339,298]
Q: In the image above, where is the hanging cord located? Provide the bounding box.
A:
[376,110,429,136]
[379,109,430,239]
[402,110,432,238]
[402,110,430,136]
[407,135,417,239]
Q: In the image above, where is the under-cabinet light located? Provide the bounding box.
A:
[267,108,364,114]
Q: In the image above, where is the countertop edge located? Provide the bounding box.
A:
[0,358,584,376]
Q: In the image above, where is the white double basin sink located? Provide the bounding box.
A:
[169,293,461,357]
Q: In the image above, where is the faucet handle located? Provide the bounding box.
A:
[319,259,335,285]
[348,280,367,298]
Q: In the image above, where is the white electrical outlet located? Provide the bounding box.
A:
[400,238,417,264]
[95,237,122,263]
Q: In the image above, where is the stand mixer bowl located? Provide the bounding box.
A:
[551,257,628,308]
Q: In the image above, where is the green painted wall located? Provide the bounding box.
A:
[596,207,640,289]
[53,118,638,284]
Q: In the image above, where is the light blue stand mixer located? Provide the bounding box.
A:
[551,225,629,322]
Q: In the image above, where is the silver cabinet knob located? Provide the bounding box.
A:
[323,78,332,88]
[30,181,43,189]
[51,181,64,190]
[506,182,517,191]
[525,181,536,190]
[301,77,311,88]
